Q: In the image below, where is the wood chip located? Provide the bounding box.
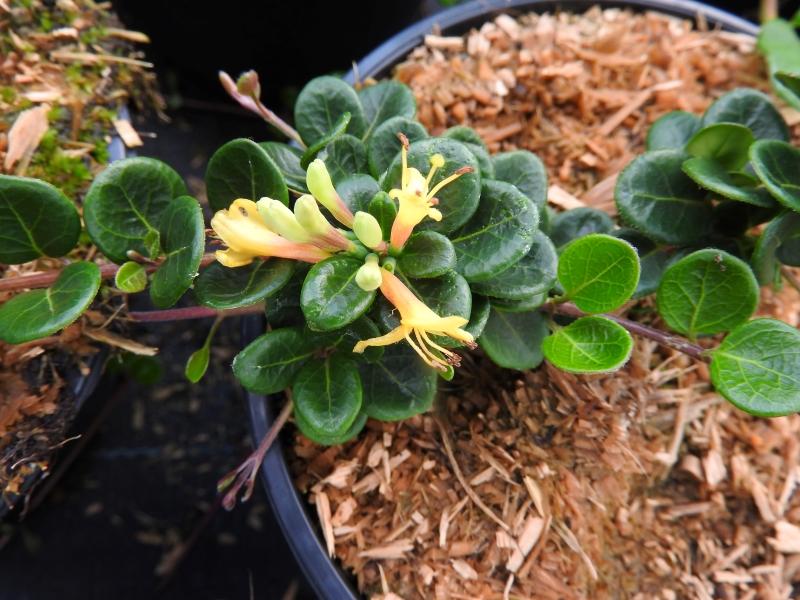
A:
[769,521,800,554]
[4,104,50,173]
[113,119,144,148]
[506,516,544,573]
[548,185,585,210]
[315,492,335,558]
[358,539,414,560]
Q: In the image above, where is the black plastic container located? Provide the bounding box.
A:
[247,2,758,599]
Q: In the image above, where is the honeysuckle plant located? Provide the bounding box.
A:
[2,67,800,507]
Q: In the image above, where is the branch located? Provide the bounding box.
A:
[760,0,778,22]
[128,303,264,323]
[550,302,707,361]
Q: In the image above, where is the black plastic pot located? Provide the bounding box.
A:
[247,2,758,599]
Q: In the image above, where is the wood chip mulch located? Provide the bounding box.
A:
[292,8,800,600]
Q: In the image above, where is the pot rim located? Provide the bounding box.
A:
[248,2,758,599]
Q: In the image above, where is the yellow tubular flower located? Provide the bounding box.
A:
[353,268,475,370]
[388,134,472,251]
[211,199,331,267]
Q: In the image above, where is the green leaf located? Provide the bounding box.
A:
[657,249,758,338]
[264,266,307,328]
[359,343,437,421]
[114,261,147,293]
[549,207,614,249]
[84,157,187,264]
[542,316,633,374]
[301,255,375,331]
[366,117,427,178]
[0,261,101,344]
[149,196,204,309]
[615,149,712,245]
[0,175,81,264]
[185,346,210,383]
[451,179,538,282]
[757,20,800,111]
[300,112,351,170]
[685,123,754,171]
[194,258,294,309]
[232,327,319,394]
[383,137,481,234]
[321,134,368,183]
[293,354,362,437]
[331,316,384,363]
[750,140,800,211]
[337,174,380,214]
[442,127,493,178]
[646,111,701,151]
[294,76,367,145]
[368,190,397,240]
[491,151,548,216]
[710,318,800,417]
[143,229,161,259]
[465,294,491,339]
[472,230,557,300]
[259,142,307,194]
[490,292,549,313]
[711,201,777,238]
[358,81,416,141]
[479,308,548,370]
[751,211,800,285]
[294,408,367,446]
[613,229,684,298]
[397,231,456,279]
[702,88,789,141]
[558,234,639,314]
[682,157,776,207]
[205,138,288,212]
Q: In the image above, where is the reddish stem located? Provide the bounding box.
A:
[128,304,264,323]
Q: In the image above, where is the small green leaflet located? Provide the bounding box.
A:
[685,123,754,171]
[542,316,633,374]
[115,261,148,293]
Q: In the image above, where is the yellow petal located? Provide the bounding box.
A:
[353,325,408,353]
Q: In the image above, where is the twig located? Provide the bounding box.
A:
[760,0,778,22]
[550,302,707,361]
[128,304,264,323]
[436,418,511,532]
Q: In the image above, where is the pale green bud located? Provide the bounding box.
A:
[355,255,382,291]
[294,194,333,236]
[306,159,354,227]
[352,211,384,249]
[256,198,309,242]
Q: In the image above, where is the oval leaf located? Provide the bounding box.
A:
[702,88,789,142]
[84,157,187,263]
[397,231,456,279]
[293,354,362,437]
[711,319,800,417]
[452,179,538,282]
[0,175,81,264]
[657,248,758,338]
[491,151,547,213]
[0,262,101,344]
[195,258,294,309]
[558,234,640,314]
[115,261,148,293]
[685,123,754,171]
[479,308,548,370]
[366,116,427,178]
[442,127,493,178]
[543,316,633,373]
[358,81,416,140]
[646,111,701,151]
[294,76,366,145]
[322,134,368,184]
[337,174,380,214]
[259,142,307,194]
[750,140,800,211]
[205,138,288,212]
[465,294,491,339]
[368,190,397,239]
[300,112,351,169]
[294,408,367,446]
[682,157,775,207]
[301,255,375,331]
[185,346,210,383]
[549,207,615,249]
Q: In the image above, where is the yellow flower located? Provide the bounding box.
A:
[353,268,475,370]
[211,199,331,267]
[388,134,471,250]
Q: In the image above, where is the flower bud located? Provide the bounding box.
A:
[355,254,382,291]
[352,211,384,250]
[256,197,310,242]
[306,159,354,227]
[236,70,261,98]
[293,194,332,236]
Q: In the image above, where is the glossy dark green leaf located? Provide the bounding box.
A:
[452,180,538,282]
[750,140,800,211]
[293,354,362,437]
[368,190,397,240]
[366,117,427,178]
[383,137,481,234]
[232,327,319,394]
[479,308,548,370]
[490,292,549,313]
[331,316,384,363]
[358,81,416,140]
[294,408,367,446]
[185,346,210,383]
[321,134,368,184]
[549,207,615,249]
[646,111,701,151]
[294,76,366,145]
[259,142,307,193]
[195,258,294,309]
[84,157,187,263]
[359,343,437,421]
[397,231,456,279]
[465,294,491,339]
[558,234,639,314]
[542,316,633,374]
[149,196,204,309]
[712,201,777,238]
[443,126,493,178]
[205,138,288,212]
[613,229,684,298]
[710,318,800,416]
[300,112,351,170]
[702,88,789,141]
[751,211,800,285]
[264,267,308,328]
[0,262,101,344]
[657,249,758,338]
[491,151,548,215]
[777,237,800,266]
[685,123,754,171]
[757,19,800,111]
[301,255,375,331]
[615,150,712,245]
[472,230,557,300]
[114,261,147,293]
[337,174,380,214]
[682,157,775,207]
[0,176,81,264]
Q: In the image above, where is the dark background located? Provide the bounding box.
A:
[0,1,795,599]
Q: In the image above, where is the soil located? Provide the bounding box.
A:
[291,8,800,600]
